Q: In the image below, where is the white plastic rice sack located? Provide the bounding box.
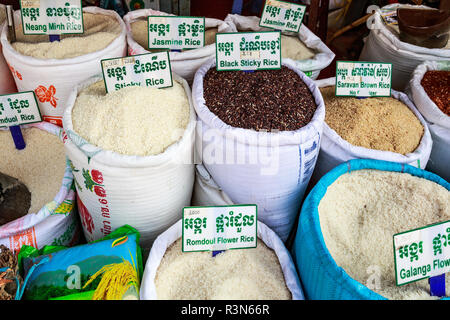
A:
[0,121,80,252]
[192,58,325,242]
[124,9,235,83]
[140,219,304,300]
[0,4,16,95]
[224,14,335,80]
[62,74,195,251]
[359,4,450,91]
[0,6,127,127]
[408,61,450,181]
[311,77,433,184]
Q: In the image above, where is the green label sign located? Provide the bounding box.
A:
[216,31,281,71]
[335,61,392,97]
[260,0,306,33]
[182,205,257,253]
[393,220,450,286]
[0,91,41,127]
[19,0,84,35]
[101,52,173,93]
[147,16,205,50]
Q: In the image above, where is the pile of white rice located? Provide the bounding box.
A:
[155,239,291,300]
[0,6,5,25]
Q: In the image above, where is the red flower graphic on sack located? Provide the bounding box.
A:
[77,195,95,234]
[35,85,58,108]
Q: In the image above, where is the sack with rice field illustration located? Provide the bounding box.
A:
[17,225,142,300]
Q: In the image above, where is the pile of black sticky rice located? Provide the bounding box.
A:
[203,66,317,131]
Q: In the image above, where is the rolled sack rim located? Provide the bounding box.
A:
[62,72,196,168]
[316,77,432,165]
[192,57,326,148]
[0,6,127,67]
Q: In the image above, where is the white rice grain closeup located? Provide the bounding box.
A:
[0,127,66,214]
[12,12,121,59]
[319,169,450,300]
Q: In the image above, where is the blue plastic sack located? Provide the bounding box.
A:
[292,158,450,300]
